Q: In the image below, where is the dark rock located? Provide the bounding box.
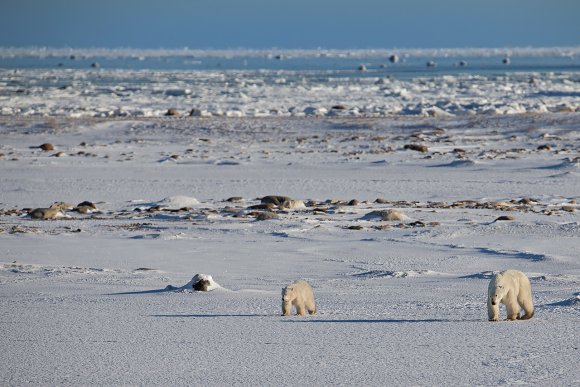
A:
[261,195,292,206]
[517,198,537,205]
[77,201,97,210]
[494,215,515,222]
[28,207,62,220]
[247,203,275,210]
[404,144,429,153]
[193,279,211,291]
[75,205,93,214]
[255,211,279,221]
[39,143,54,151]
[226,197,244,203]
[165,108,180,116]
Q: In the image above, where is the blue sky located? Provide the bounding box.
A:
[1,0,578,49]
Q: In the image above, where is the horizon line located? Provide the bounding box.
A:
[1,45,579,58]
[1,45,580,51]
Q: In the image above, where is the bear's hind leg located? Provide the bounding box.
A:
[504,294,520,321]
[306,300,317,315]
[295,302,306,316]
[518,297,534,320]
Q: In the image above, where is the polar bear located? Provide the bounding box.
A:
[282,280,317,316]
[487,269,534,321]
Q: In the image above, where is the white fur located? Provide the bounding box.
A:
[487,269,534,321]
[282,280,317,316]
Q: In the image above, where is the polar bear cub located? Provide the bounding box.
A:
[282,280,317,316]
[488,269,534,321]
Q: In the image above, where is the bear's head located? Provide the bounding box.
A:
[282,285,295,302]
[489,273,508,306]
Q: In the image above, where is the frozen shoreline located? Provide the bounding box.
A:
[0,114,579,385]
[1,68,578,118]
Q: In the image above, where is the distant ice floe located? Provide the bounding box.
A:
[1,46,578,118]
[2,46,579,60]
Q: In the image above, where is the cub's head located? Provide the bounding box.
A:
[489,273,508,305]
[282,285,295,302]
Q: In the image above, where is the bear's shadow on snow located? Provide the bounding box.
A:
[107,287,179,295]
[108,288,171,295]
[286,318,480,324]
[152,313,272,318]
[108,275,220,295]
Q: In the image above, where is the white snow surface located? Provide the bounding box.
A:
[0,113,579,386]
[2,68,578,118]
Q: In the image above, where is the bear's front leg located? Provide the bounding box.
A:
[504,296,520,321]
[518,297,535,320]
[282,301,292,316]
[487,299,499,321]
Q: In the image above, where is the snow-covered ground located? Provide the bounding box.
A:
[1,68,578,118]
[0,113,579,385]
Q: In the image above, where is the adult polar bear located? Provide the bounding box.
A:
[282,280,317,316]
[488,269,534,321]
